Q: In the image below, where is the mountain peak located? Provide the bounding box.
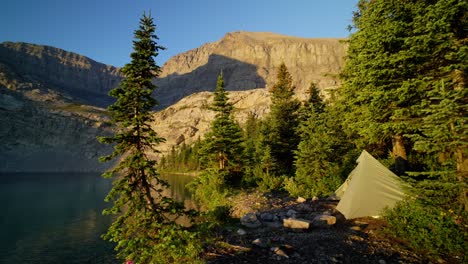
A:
[156,31,347,108]
[0,41,122,107]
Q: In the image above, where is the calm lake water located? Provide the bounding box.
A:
[0,172,195,264]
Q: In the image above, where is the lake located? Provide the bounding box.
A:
[0,172,195,264]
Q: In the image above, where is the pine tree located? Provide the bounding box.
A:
[340,0,467,257]
[261,63,301,177]
[338,0,431,165]
[403,0,468,212]
[199,73,244,184]
[98,14,200,263]
[287,90,352,198]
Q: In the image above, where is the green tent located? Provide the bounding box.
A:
[334,150,407,219]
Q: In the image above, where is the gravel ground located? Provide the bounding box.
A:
[204,191,428,264]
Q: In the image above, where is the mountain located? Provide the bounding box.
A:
[151,31,347,152]
[0,42,120,172]
[151,89,271,154]
[0,32,347,170]
[155,31,346,108]
[0,42,122,107]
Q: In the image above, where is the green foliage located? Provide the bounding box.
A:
[199,73,245,185]
[338,0,433,155]
[383,200,467,259]
[98,14,201,263]
[342,1,468,261]
[286,89,354,198]
[187,168,229,212]
[160,139,202,173]
[260,63,301,178]
[241,112,264,186]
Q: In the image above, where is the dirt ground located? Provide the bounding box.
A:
[203,191,432,264]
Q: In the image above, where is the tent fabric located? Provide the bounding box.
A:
[335,150,406,219]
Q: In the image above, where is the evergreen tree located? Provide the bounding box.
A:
[338,0,430,166]
[242,112,263,186]
[287,90,353,198]
[199,73,244,184]
[403,0,468,211]
[98,14,200,263]
[340,0,467,258]
[261,63,301,177]
[299,82,325,121]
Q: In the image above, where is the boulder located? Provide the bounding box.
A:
[240,213,262,228]
[286,209,297,217]
[312,214,336,227]
[260,212,275,222]
[283,218,311,229]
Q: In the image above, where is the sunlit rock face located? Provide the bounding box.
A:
[0,32,347,169]
[151,88,271,155]
[155,31,347,108]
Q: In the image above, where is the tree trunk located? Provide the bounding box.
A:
[392,134,408,175]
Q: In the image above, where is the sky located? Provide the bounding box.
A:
[1,0,358,67]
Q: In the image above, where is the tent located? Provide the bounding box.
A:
[334,150,407,219]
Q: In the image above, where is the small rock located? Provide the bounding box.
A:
[297,197,306,203]
[283,218,311,229]
[252,238,269,248]
[286,209,297,217]
[271,247,289,258]
[350,235,364,242]
[240,213,262,228]
[379,260,386,264]
[312,214,337,227]
[237,228,247,235]
[312,196,319,201]
[260,212,275,221]
[323,210,332,215]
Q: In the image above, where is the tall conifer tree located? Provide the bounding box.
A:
[98,14,199,263]
[261,63,301,177]
[199,73,244,183]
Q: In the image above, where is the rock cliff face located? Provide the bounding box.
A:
[155,31,346,108]
[0,42,119,172]
[151,89,271,154]
[1,32,347,170]
[0,42,122,107]
[0,89,113,172]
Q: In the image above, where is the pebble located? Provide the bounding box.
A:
[237,228,247,235]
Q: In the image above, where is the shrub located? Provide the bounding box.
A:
[383,199,467,260]
[187,169,229,212]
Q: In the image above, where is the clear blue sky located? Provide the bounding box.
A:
[1,0,358,67]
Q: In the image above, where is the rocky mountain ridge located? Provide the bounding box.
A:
[1,32,347,170]
[0,42,119,172]
[0,42,122,107]
[155,31,346,108]
[151,88,271,155]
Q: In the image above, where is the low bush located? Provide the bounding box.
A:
[383,199,467,260]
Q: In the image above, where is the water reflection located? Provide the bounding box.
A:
[0,173,115,264]
[0,172,196,263]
